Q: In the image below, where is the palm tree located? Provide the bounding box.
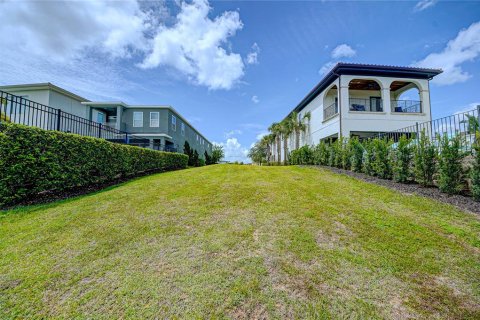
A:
[289,112,305,150]
[280,118,293,165]
[302,112,311,146]
[268,122,282,164]
[262,133,275,164]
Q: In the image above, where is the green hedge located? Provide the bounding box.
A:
[0,123,188,206]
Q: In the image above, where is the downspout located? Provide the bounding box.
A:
[334,73,342,139]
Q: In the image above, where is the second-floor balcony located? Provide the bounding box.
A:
[349,98,383,112]
[323,102,339,120]
[391,100,422,113]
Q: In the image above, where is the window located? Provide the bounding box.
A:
[181,123,185,136]
[196,134,199,142]
[171,115,176,131]
[97,112,104,124]
[133,112,143,127]
[150,112,159,127]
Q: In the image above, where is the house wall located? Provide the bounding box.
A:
[122,107,211,156]
[49,90,87,118]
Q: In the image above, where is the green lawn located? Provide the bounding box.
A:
[1,165,479,319]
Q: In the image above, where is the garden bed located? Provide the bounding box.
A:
[313,165,480,214]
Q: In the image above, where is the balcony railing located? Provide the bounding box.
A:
[391,100,422,113]
[349,98,383,112]
[323,102,338,120]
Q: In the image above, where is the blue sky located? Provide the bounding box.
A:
[1,0,480,162]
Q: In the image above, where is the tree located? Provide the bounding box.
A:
[183,141,194,166]
[269,122,282,165]
[290,112,306,151]
[211,144,224,164]
[204,151,212,165]
[248,140,267,165]
[472,132,480,201]
[413,130,437,187]
[192,150,200,167]
[437,134,465,194]
[392,135,413,183]
[280,118,293,165]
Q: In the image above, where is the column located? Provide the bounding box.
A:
[116,106,123,131]
[381,88,391,113]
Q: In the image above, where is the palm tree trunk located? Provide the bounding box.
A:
[295,129,300,150]
[283,135,288,165]
[276,137,281,164]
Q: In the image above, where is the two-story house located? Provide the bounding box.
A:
[0,83,212,155]
[272,63,442,162]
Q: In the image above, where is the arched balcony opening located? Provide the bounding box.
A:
[348,79,383,112]
[390,81,422,113]
[323,85,338,120]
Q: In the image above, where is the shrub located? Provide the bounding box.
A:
[0,123,188,207]
[371,138,393,179]
[339,138,351,170]
[413,130,437,187]
[437,134,465,194]
[313,141,329,165]
[290,145,314,165]
[472,133,480,201]
[392,135,414,183]
[363,139,375,176]
[350,137,364,172]
[330,139,343,168]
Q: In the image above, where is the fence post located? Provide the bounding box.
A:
[98,123,102,138]
[415,122,420,142]
[56,109,62,131]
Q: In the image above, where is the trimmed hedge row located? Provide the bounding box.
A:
[0,123,188,206]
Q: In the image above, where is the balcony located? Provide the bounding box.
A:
[391,100,422,113]
[323,102,338,120]
[349,98,383,112]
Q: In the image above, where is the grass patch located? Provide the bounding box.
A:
[1,165,479,318]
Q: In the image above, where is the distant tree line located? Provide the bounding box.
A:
[183,141,224,167]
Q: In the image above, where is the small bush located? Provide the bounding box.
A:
[332,139,343,168]
[290,145,314,165]
[472,133,480,201]
[363,139,375,176]
[413,131,437,187]
[313,141,329,165]
[350,137,364,172]
[437,134,465,194]
[341,138,353,170]
[392,135,414,183]
[0,123,188,207]
[371,138,393,179]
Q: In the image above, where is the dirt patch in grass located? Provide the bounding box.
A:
[311,166,480,214]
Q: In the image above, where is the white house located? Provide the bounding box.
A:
[272,63,442,163]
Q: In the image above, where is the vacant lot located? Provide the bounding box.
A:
[1,165,479,319]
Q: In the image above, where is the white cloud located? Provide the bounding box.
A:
[246,42,260,65]
[139,0,245,90]
[319,61,337,75]
[214,137,249,163]
[414,0,437,12]
[0,0,149,61]
[413,21,480,85]
[331,44,356,59]
[454,102,480,114]
[251,95,260,104]
[0,0,252,91]
[256,131,269,140]
[224,129,242,138]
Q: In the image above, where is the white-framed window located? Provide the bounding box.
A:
[171,115,176,131]
[150,112,159,127]
[133,112,143,127]
[97,112,104,124]
[181,122,185,136]
[196,134,199,141]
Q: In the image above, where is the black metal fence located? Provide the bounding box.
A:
[0,90,179,151]
[373,106,480,151]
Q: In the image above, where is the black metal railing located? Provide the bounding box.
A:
[391,100,422,113]
[349,98,383,112]
[0,90,180,152]
[323,102,338,120]
[372,107,480,152]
